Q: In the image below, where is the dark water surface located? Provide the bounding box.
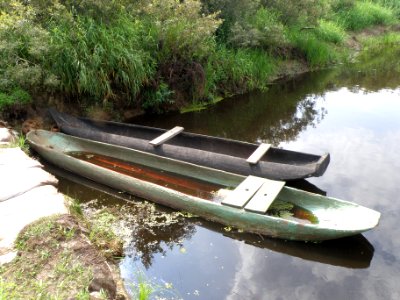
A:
[57,58,400,299]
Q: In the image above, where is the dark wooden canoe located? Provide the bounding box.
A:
[49,108,330,181]
[27,130,380,241]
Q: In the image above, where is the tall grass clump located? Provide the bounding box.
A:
[289,29,340,66]
[48,15,156,103]
[338,1,396,30]
[205,46,276,96]
[377,0,400,17]
[315,20,347,44]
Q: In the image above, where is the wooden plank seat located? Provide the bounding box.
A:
[221,176,265,208]
[222,175,285,214]
[244,179,285,213]
[149,126,184,146]
[246,143,271,164]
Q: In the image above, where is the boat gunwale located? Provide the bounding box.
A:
[49,109,330,180]
[26,130,380,241]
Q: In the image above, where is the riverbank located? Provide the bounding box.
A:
[1,0,399,120]
[0,129,128,299]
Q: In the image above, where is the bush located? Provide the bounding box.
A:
[0,2,55,93]
[137,0,222,61]
[228,7,288,50]
[0,88,31,111]
[261,0,333,25]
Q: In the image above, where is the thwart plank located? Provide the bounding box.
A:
[244,179,285,213]
[149,126,184,146]
[222,176,265,208]
[246,143,271,164]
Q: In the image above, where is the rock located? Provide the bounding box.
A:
[0,185,67,265]
[0,128,17,144]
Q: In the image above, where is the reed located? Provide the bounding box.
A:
[205,46,275,96]
[48,15,155,103]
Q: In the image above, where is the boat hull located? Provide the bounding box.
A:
[27,130,380,241]
[49,109,330,181]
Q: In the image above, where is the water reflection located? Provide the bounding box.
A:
[133,79,327,145]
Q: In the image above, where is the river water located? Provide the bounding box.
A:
[57,54,400,299]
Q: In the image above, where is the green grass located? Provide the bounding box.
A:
[338,1,396,31]
[289,29,341,67]
[205,46,276,96]
[315,20,347,44]
[48,15,155,103]
[1,216,94,300]
[377,0,400,17]
[128,270,181,300]
[0,88,31,111]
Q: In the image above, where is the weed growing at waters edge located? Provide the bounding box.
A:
[87,210,124,259]
[127,270,182,300]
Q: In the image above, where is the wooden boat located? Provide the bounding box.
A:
[45,162,374,269]
[49,108,330,181]
[27,130,380,241]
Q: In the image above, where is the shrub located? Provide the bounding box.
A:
[0,2,55,92]
[0,88,31,107]
[141,82,174,113]
[136,0,222,61]
[228,7,288,50]
[261,0,333,25]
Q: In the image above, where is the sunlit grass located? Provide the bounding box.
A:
[205,45,276,96]
[338,1,396,31]
[315,20,347,44]
[289,29,341,67]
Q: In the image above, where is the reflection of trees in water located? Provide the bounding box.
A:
[120,202,197,269]
[134,73,330,146]
[135,50,399,146]
[260,95,327,145]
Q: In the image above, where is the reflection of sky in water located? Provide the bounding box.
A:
[121,87,400,300]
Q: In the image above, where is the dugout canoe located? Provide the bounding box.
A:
[27,130,380,241]
[49,108,330,181]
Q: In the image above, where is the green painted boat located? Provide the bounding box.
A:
[27,130,380,241]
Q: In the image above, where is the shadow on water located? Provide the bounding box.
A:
[44,162,374,270]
